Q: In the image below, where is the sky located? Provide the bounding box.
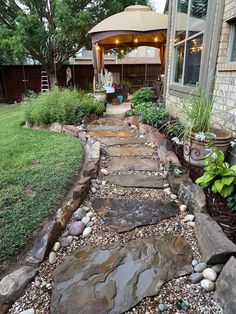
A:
[151,0,167,13]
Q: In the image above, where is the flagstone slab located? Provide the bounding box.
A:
[110,158,159,172]
[108,147,154,157]
[87,125,125,132]
[92,198,179,232]
[86,130,134,138]
[107,174,163,188]
[100,138,146,146]
[51,235,192,314]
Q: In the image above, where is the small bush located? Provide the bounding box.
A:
[23,87,104,126]
[132,88,154,107]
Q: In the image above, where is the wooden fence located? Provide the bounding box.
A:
[0,64,162,102]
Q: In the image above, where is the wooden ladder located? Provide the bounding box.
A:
[41,69,49,92]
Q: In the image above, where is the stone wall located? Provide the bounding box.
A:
[212,0,236,135]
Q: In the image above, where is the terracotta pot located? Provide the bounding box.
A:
[183,128,232,167]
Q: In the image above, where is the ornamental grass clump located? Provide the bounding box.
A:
[179,82,214,134]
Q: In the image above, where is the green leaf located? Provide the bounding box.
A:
[212,183,218,193]
[196,174,214,187]
[213,180,224,193]
[220,184,235,198]
[220,169,235,176]
[221,176,235,186]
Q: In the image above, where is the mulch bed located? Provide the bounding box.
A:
[172,142,236,244]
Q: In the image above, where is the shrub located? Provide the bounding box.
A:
[23,87,105,126]
[132,88,154,107]
[196,147,236,198]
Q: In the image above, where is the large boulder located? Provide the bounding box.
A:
[195,213,236,264]
[51,235,192,314]
[0,266,37,314]
[178,180,206,213]
[215,257,236,314]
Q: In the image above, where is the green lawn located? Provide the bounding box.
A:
[0,105,84,262]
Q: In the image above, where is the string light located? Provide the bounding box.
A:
[154,37,158,42]
[115,39,119,44]
[134,38,138,43]
[96,44,100,50]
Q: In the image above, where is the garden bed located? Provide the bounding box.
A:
[172,142,236,244]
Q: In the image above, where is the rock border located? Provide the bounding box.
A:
[0,125,100,313]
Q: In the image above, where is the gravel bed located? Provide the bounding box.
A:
[8,122,223,314]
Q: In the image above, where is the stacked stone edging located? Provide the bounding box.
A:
[0,126,100,314]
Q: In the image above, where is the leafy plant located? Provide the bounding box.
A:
[196,147,236,198]
[165,120,185,138]
[178,82,214,133]
[131,88,155,107]
[227,195,236,212]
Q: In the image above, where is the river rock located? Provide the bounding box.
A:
[182,214,194,222]
[203,268,217,281]
[215,257,236,314]
[53,242,61,252]
[211,264,224,274]
[51,235,192,314]
[195,213,236,264]
[68,221,85,236]
[58,237,70,248]
[192,259,198,267]
[73,208,87,220]
[49,252,57,264]
[180,204,187,212]
[19,309,35,314]
[82,227,92,237]
[81,216,90,225]
[189,273,203,284]
[201,279,215,292]
[194,262,207,273]
[101,168,109,175]
[0,266,37,313]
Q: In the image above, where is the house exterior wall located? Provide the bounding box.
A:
[165,0,236,136]
[213,0,236,135]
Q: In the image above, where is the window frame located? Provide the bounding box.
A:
[168,0,225,97]
[228,20,236,63]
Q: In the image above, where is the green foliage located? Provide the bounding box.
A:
[196,147,236,198]
[165,120,185,138]
[178,83,214,133]
[131,88,155,107]
[227,195,236,212]
[0,105,83,261]
[23,87,104,126]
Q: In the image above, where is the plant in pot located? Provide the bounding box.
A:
[178,83,232,167]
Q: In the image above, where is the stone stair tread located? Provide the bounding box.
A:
[107,174,163,188]
[110,158,160,172]
[85,130,135,138]
[108,147,153,157]
[92,198,179,232]
[87,125,125,132]
[100,137,146,146]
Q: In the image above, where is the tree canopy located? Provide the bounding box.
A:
[0,0,149,84]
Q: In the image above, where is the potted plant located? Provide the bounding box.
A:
[178,83,232,167]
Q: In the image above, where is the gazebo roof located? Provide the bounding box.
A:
[89,5,168,48]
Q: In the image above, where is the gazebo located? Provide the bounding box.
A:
[88,5,168,87]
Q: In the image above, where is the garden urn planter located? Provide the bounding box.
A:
[94,89,106,102]
[183,128,232,167]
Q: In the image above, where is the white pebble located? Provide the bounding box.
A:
[180,204,187,212]
[49,252,56,264]
[187,221,195,227]
[140,135,145,139]
[82,226,92,237]
[170,194,177,200]
[164,188,172,195]
[201,279,215,291]
[19,309,35,314]
[86,211,93,218]
[182,214,195,222]
[102,180,106,186]
[82,216,90,225]
[53,242,61,252]
[203,268,217,281]
[101,168,109,175]
[91,187,96,193]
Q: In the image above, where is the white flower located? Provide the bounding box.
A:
[230,139,236,147]
[195,132,206,141]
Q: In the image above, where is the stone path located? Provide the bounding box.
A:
[7,115,224,314]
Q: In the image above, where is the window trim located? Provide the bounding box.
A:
[227,22,236,63]
[168,0,225,97]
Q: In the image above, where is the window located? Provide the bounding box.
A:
[229,22,236,62]
[173,0,208,86]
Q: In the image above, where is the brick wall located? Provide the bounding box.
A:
[213,0,236,135]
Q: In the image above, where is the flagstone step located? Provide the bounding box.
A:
[108,146,154,157]
[107,174,163,188]
[100,137,146,146]
[85,130,135,138]
[87,125,126,132]
[92,198,179,232]
[51,235,192,314]
[110,158,160,172]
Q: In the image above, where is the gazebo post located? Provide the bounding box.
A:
[92,43,99,88]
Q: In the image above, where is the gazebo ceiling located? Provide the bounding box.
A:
[89,5,168,48]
